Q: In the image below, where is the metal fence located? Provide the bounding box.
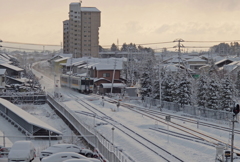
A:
[47,94,134,162]
[144,97,234,122]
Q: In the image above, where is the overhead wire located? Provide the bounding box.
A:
[1,46,45,52]
[1,39,240,52]
[3,41,61,46]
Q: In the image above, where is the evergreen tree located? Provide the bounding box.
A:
[153,79,160,99]
[172,73,181,103]
[178,75,192,106]
[207,76,220,110]
[139,70,152,97]
[139,59,154,97]
[197,75,208,108]
[110,43,118,51]
[162,74,175,102]
[121,43,128,51]
[221,77,234,110]
[235,71,240,97]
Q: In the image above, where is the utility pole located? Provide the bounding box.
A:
[158,65,162,109]
[231,116,235,162]
[173,38,184,68]
[111,59,117,96]
[173,39,193,78]
[231,103,240,162]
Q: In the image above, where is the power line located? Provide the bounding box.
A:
[1,46,48,52]
[3,41,60,47]
[185,40,240,43]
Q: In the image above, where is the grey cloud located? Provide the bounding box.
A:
[124,21,142,33]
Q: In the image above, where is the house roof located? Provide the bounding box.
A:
[100,83,126,88]
[0,63,23,72]
[54,57,69,63]
[94,78,111,82]
[81,7,100,12]
[187,57,206,62]
[0,69,6,75]
[0,98,62,135]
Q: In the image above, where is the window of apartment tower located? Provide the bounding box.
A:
[103,73,110,77]
[88,13,91,15]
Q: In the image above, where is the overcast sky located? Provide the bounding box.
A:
[1,0,240,49]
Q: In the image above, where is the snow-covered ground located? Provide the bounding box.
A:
[1,60,239,161]
[0,103,85,152]
[30,61,240,161]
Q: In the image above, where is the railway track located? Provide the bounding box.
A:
[67,93,184,162]
[90,94,240,152]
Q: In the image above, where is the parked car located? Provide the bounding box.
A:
[63,159,101,162]
[79,149,94,158]
[42,152,87,162]
[40,144,81,160]
[8,141,35,162]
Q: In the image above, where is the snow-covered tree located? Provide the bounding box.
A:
[172,73,182,103]
[197,75,208,108]
[221,77,234,110]
[139,70,152,97]
[162,74,175,102]
[235,71,240,97]
[177,75,192,106]
[153,79,160,99]
[139,59,155,97]
[207,76,221,110]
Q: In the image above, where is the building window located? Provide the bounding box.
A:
[103,73,110,77]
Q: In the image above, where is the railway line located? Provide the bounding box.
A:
[90,94,240,152]
[66,93,184,162]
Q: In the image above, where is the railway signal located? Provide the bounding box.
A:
[233,103,240,115]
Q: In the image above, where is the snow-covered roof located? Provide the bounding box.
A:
[54,57,69,63]
[49,54,73,62]
[0,53,11,60]
[0,69,6,75]
[70,2,80,5]
[94,78,111,82]
[93,62,122,70]
[81,7,100,12]
[187,57,206,62]
[66,57,123,70]
[0,98,62,135]
[0,63,23,71]
[100,83,126,88]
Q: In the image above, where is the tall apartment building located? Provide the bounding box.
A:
[63,2,101,58]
